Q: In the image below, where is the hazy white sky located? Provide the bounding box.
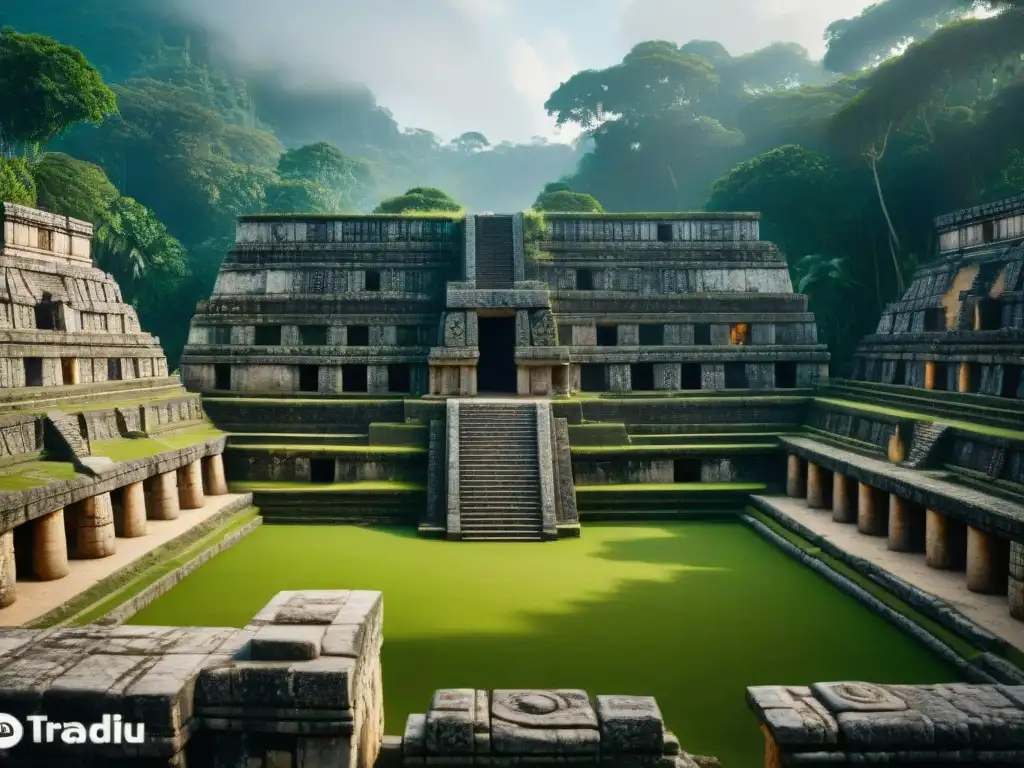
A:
[176,0,878,144]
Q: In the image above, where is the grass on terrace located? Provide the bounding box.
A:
[228,480,425,493]
[0,459,81,491]
[227,444,425,454]
[90,423,223,462]
[577,482,767,492]
[815,397,1024,440]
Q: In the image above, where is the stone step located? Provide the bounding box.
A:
[460,536,542,542]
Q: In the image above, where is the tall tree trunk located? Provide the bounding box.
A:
[866,124,904,296]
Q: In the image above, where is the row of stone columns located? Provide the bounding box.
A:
[0,454,228,610]
[786,454,1021,621]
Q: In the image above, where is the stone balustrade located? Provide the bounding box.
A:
[749,681,1024,766]
[0,454,228,612]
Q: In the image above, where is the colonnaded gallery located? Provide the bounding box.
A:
[0,194,1022,766]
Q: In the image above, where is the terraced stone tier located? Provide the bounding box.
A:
[575,483,766,519]
[239,482,426,525]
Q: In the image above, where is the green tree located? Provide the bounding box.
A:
[263,179,338,214]
[0,27,117,155]
[30,152,118,222]
[276,141,373,209]
[373,186,462,214]
[533,183,604,212]
[93,195,187,292]
[0,157,37,205]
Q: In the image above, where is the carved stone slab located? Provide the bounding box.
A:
[749,681,1024,764]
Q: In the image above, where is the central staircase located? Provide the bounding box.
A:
[475,215,515,289]
[458,402,543,540]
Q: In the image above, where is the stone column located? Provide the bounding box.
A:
[832,472,856,523]
[958,361,972,393]
[115,482,147,538]
[1010,541,1024,620]
[203,454,229,496]
[145,472,180,521]
[857,483,885,536]
[0,531,15,608]
[786,455,805,498]
[926,509,956,569]
[806,462,826,509]
[967,526,1009,594]
[33,509,69,581]
[73,493,116,559]
[924,361,936,390]
[178,460,205,510]
[888,495,912,552]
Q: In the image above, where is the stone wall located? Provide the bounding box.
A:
[182,214,463,396]
[0,203,169,389]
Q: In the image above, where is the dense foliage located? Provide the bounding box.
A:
[373,187,463,215]
[1,0,1021,372]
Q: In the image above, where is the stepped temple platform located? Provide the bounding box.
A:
[0,203,241,627]
[3,197,1024,766]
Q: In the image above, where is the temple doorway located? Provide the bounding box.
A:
[477,314,517,393]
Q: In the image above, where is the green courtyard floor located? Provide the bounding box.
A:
[129,521,957,765]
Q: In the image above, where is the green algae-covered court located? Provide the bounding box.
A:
[130,521,957,765]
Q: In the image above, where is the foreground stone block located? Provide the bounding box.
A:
[403,688,701,766]
[749,681,1024,766]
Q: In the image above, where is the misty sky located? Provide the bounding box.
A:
[175,0,877,144]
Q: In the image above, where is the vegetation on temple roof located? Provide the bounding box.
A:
[238,211,465,222]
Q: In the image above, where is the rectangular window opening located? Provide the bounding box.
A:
[576,269,594,290]
[775,362,797,389]
[60,358,76,386]
[1002,365,1022,398]
[596,326,617,347]
[982,220,995,243]
[254,325,282,346]
[396,326,420,346]
[729,323,750,346]
[673,458,702,483]
[388,364,411,393]
[298,365,319,393]
[107,358,122,381]
[365,270,381,291]
[724,362,747,389]
[347,326,369,346]
[34,294,57,330]
[693,324,712,346]
[342,364,368,393]
[639,324,664,346]
[932,362,949,391]
[23,358,43,387]
[631,363,654,391]
[680,363,702,389]
[657,223,673,243]
[310,458,335,484]
[212,326,232,344]
[580,364,605,392]
[214,364,231,391]
[300,325,329,346]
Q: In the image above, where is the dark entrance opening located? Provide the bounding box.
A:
[724,363,747,389]
[680,363,702,389]
[657,224,673,242]
[24,358,43,387]
[674,458,702,483]
[34,293,57,330]
[596,326,617,346]
[1002,365,1022,398]
[107,358,122,381]
[310,459,335,484]
[933,362,949,391]
[775,362,797,389]
[388,363,411,393]
[214,364,231,390]
[342,364,368,393]
[13,523,33,579]
[580,364,605,392]
[893,359,907,386]
[477,315,516,393]
[631,363,654,391]
[298,365,320,392]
